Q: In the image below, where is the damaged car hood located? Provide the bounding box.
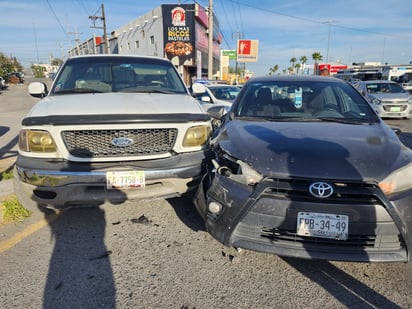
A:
[214,120,411,181]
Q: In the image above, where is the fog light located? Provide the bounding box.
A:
[208,201,222,214]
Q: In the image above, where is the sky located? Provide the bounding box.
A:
[1,0,412,76]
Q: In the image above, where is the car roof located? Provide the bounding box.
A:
[246,75,346,84]
[359,80,397,85]
[66,54,170,62]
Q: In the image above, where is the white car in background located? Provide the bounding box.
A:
[353,80,412,119]
[192,83,241,112]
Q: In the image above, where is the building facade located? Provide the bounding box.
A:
[68,3,222,85]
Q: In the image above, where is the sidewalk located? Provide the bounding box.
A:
[0,156,16,199]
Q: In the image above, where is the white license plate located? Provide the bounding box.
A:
[106,171,145,189]
[297,212,348,240]
[390,106,401,112]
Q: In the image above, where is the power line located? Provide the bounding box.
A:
[45,0,70,38]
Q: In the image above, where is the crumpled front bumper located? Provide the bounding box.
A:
[194,172,412,263]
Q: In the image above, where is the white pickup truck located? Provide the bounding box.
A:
[14,55,211,210]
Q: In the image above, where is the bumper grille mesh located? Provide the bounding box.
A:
[62,128,177,158]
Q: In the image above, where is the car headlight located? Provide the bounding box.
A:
[182,125,210,147]
[19,129,57,153]
[378,162,412,195]
[371,98,381,105]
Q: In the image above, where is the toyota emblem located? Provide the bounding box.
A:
[309,182,334,198]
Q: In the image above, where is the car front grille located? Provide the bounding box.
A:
[260,227,403,249]
[381,101,408,112]
[62,128,178,158]
[259,177,382,205]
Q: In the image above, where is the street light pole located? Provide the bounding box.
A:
[207,0,214,80]
[324,20,336,65]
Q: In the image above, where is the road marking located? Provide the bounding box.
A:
[0,211,61,253]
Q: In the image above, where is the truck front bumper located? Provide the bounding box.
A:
[15,151,209,209]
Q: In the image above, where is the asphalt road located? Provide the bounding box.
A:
[0,79,411,308]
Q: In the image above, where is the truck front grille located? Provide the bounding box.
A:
[62,128,178,158]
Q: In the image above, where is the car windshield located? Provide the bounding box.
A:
[50,56,188,94]
[233,80,379,123]
[366,82,405,94]
[208,85,241,101]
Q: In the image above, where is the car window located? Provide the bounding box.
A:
[234,80,377,122]
[51,56,188,94]
[366,83,405,94]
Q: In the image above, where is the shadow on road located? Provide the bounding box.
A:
[167,196,206,232]
[282,257,402,308]
[42,207,116,308]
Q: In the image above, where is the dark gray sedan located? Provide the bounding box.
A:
[195,75,412,263]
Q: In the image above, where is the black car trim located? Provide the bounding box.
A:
[22,113,211,126]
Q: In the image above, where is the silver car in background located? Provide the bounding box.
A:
[353,80,412,119]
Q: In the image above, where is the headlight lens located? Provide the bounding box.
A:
[378,162,412,195]
[182,125,210,147]
[371,98,381,105]
[19,129,57,153]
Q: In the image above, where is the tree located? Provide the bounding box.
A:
[268,64,279,75]
[0,52,23,78]
[51,58,63,66]
[299,56,308,75]
[289,57,297,74]
[312,52,323,75]
[295,63,301,75]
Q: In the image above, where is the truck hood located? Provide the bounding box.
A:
[215,120,411,182]
[27,92,205,117]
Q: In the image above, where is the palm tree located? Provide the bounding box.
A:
[295,63,301,75]
[299,56,308,75]
[312,52,323,75]
[268,64,279,75]
[290,57,297,74]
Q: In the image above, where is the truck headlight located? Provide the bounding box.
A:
[182,125,210,147]
[19,129,57,153]
[378,162,412,195]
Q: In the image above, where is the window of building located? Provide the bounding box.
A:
[150,35,155,45]
[135,40,139,48]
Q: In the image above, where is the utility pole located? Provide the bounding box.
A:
[233,32,243,84]
[207,0,213,80]
[68,30,82,55]
[89,3,109,54]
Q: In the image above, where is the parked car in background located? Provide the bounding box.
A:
[353,80,412,119]
[195,75,412,263]
[192,83,241,112]
[7,72,24,84]
[0,76,8,90]
[14,54,211,211]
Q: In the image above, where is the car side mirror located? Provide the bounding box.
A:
[191,82,206,95]
[28,82,48,98]
[207,105,227,119]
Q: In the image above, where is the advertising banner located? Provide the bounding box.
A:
[237,40,259,62]
[162,4,196,66]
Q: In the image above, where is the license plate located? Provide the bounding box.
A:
[106,171,145,189]
[297,212,348,240]
[390,106,401,112]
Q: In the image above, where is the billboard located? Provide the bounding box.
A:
[236,40,258,62]
[162,5,196,66]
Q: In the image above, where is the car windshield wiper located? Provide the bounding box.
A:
[117,88,178,94]
[314,117,368,124]
[54,88,104,94]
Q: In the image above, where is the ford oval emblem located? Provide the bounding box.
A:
[111,137,134,147]
[309,182,334,198]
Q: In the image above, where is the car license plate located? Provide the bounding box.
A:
[390,106,401,112]
[106,171,145,189]
[297,212,348,240]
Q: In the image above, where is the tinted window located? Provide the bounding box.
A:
[234,80,377,122]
